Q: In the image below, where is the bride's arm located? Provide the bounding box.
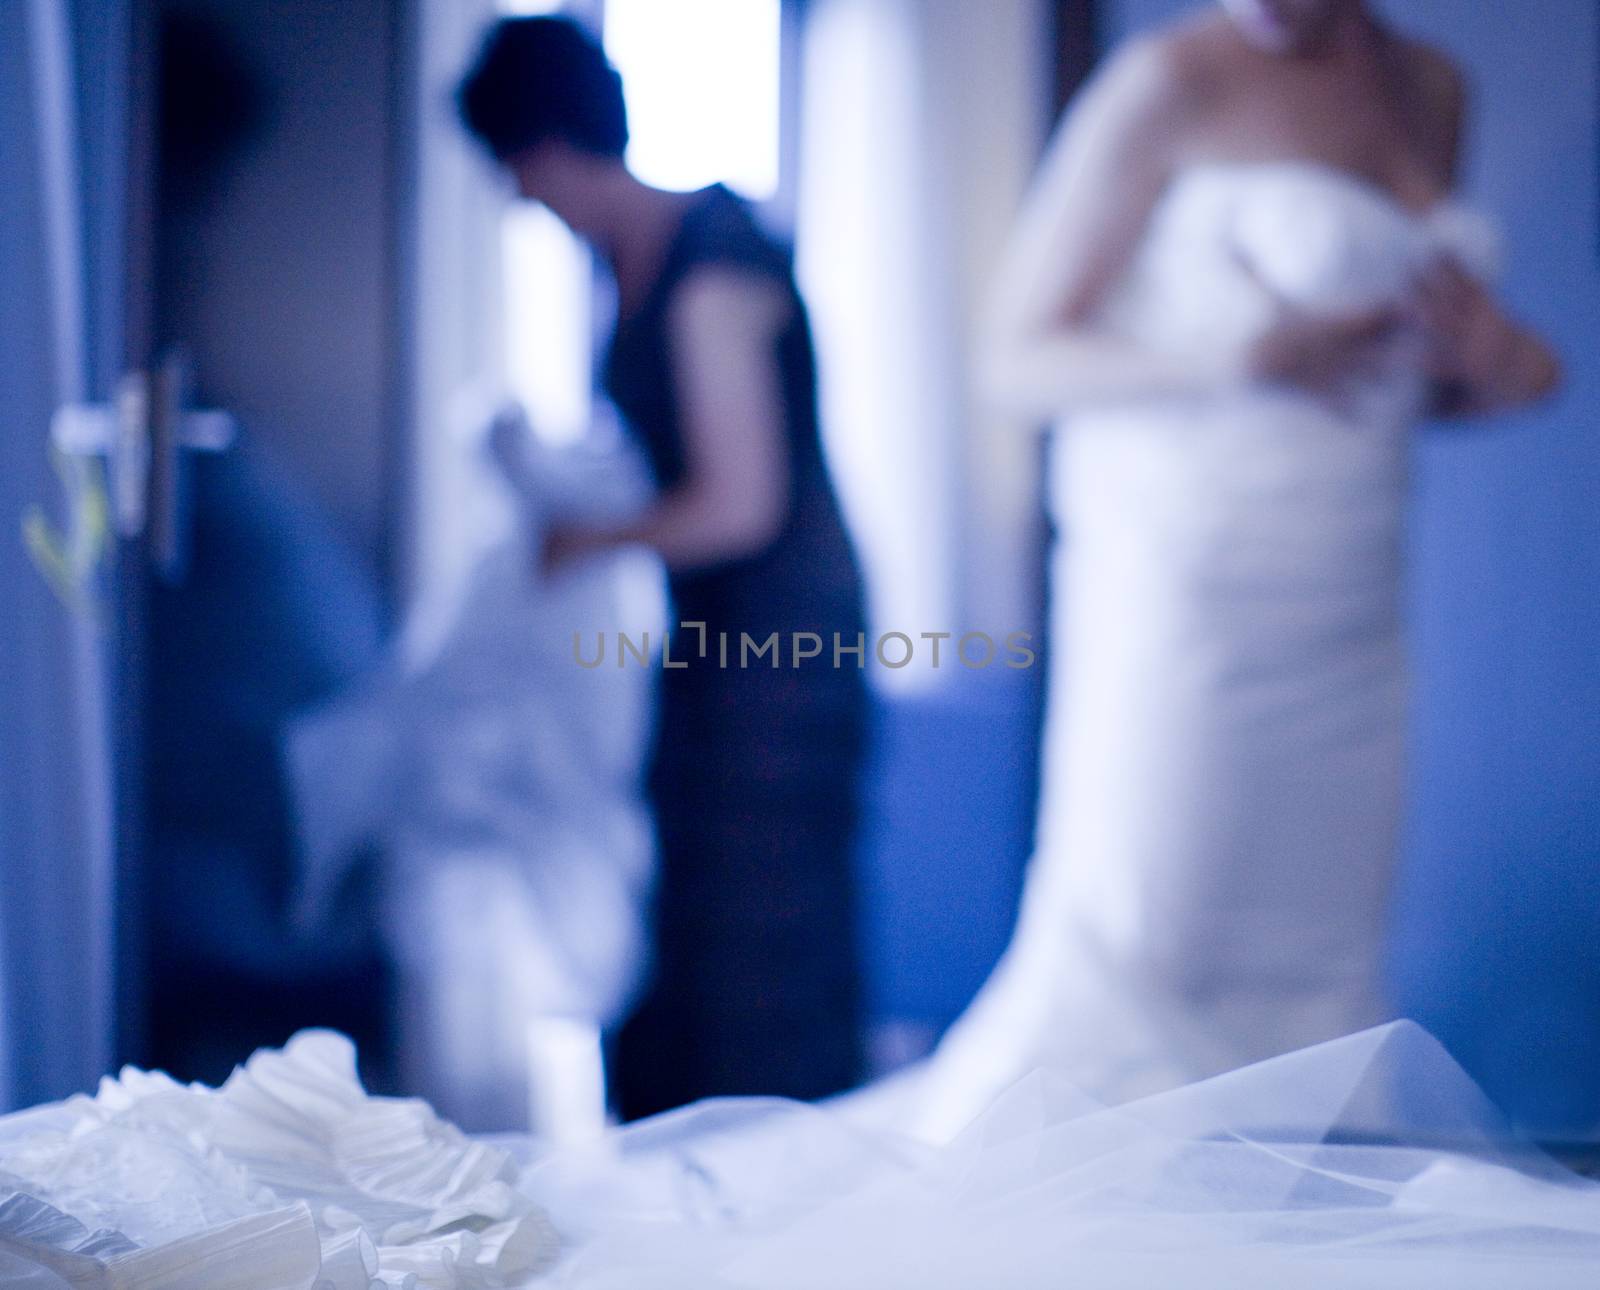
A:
[982,33,1459,420]
[976,37,1237,419]
[1415,259,1561,417]
[1404,47,1562,417]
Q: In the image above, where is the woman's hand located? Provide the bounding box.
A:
[1242,303,1404,404]
[1408,257,1562,415]
[539,522,609,577]
[1231,241,1403,409]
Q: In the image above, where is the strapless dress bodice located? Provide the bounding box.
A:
[1055,162,1497,578]
[1096,159,1497,370]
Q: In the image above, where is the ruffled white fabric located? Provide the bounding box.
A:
[0,1032,559,1289]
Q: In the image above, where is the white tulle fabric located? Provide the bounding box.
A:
[902,162,1502,1139]
[513,1021,1600,1289]
[5,1025,1597,1287]
[528,1024,1600,1286]
[0,1032,559,1289]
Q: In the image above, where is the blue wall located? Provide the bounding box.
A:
[1107,0,1600,1132]
[858,669,1041,1035]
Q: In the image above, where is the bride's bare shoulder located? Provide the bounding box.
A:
[1393,33,1466,106]
[1081,11,1234,129]
[1093,10,1239,116]
[1388,32,1468,179]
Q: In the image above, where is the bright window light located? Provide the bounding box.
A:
[604,0,781,199]
[497,0,783,444]
[502,203,592,443]
[797,0,950,680]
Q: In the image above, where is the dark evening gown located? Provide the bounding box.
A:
[603,184,868,1119]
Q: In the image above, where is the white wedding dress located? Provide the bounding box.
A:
[907,160,1500,1139]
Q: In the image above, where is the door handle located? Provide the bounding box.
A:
[50,353,237,581]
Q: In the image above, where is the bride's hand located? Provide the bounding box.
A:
[1242,304,1403,399]
[1228,244,1402,404]
[1408,258,1562,413]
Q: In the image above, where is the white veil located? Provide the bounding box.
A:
[515,1021,1600,1289]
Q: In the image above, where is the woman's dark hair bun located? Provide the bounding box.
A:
[456,16,629,161]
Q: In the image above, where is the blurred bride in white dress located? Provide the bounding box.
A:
[908,0,1560,1139]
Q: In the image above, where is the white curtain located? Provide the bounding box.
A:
[396,0,505,655]
[796,0,1050,674]
[0,0,118,1109]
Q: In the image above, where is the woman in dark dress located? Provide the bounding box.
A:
[458,17,867,1119]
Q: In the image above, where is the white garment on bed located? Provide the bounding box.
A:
[0,1031,558,1289]
[284,421,663,1132]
